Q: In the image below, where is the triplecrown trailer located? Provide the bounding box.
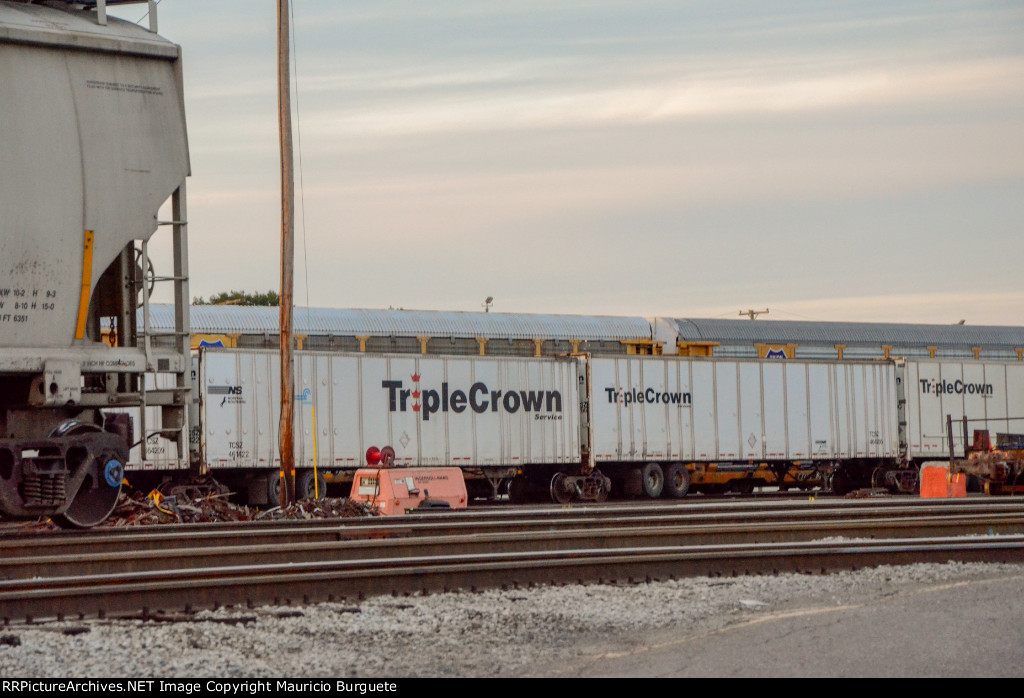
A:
[194,349,582,503]
[902,359,1024,460]
[582,356,899,498]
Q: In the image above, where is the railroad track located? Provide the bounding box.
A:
[3,498,1024,624]
[4,497,1024,559]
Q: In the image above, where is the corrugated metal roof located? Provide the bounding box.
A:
[144,304,652,341]
[128,306,1024,349]
[673,318,1024,349]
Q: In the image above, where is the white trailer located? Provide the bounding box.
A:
[584,356,900,496]
[901,359,1024,460]
[194,349,582,502]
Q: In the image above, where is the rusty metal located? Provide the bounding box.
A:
[944,420,1024,495]
[956,448,1024,495]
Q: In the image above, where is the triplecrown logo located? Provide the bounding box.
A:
[919,379,993,397]
[382,376,563,421]
[605,386,691,406]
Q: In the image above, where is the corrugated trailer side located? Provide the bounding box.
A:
[197,349,582,501]
[903,360,1024,460]
[587,356,899,496]
[103,371,188,472]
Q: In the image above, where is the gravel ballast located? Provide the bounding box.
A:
[2,561,1021,678]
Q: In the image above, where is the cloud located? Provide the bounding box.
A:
[290,57,1024,139]
[152,1,1024,324]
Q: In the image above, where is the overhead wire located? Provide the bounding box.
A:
[289,1,318,497]
[130,0,161,28]
[769,308,824,322]
[289,0,313,323]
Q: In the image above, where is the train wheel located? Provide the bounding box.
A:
[297,469,327,501]
[550,472,573,504]
[508,476,529,504]
[640,463,664,498]
[871,467,887,490]
[54,454,123,529]
[830,469,852,496]
[663,463,690,498]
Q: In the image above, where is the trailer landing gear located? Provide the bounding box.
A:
[550,471,611,504]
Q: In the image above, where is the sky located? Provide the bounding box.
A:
[131,0,1024,325]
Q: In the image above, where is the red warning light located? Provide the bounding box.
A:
[366,446,382,465]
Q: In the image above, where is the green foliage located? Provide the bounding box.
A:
[193,290,280,306]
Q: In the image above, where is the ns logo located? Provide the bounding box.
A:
[209,384,243,407]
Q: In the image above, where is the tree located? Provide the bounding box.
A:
[193,290,280,306]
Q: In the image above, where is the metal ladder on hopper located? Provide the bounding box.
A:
[136,181,192,468]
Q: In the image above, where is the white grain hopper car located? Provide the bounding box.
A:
[0,1,191,526]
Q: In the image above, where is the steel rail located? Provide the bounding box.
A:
[2,536,1023,624]
[4,511,1024,580]
[4,498,1024,558]
[2,495,1015,537]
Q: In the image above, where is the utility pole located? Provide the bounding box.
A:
[739,308,769,320]
[277,0,296,508]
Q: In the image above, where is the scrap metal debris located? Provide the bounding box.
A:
[12,475,378,531]
[845,488,891,498]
